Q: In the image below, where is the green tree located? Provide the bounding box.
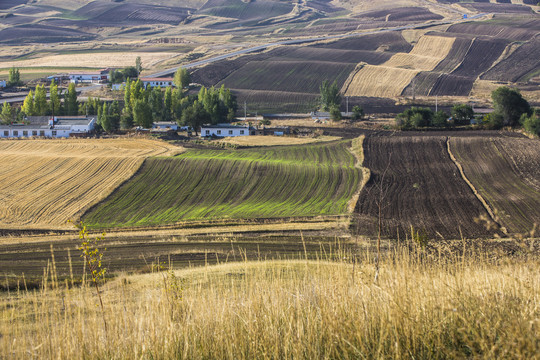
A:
[330,104,341,121]
[521,110,540,136]
[395,107,433,129]
[181,100,209,135]
[7,67,22,87]
[135,56,143,75]
[482,112,503,130]
[133,99,153,128]
[164,86,173,122]
[34,85,48,116]
[451,104,474,125]
[491,86,531,127]
[49,80,61,115]
[219,85,237,121]
[0,102,13,124]
[319,80,341,111]
[148,87,164,121]
[66,83,78,115]
[123,78,132,113]
[21,90,35,116]
[432,110,448,127]
[173,68,191,89]
[123,66,139,80]
[351,105,364,121]
[108,100,121,132]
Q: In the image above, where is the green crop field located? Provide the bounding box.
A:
[83,140,363,228]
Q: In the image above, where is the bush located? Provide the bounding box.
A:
[451,104,474,125]
[432,110,449,127]
[521,110,540,136]
[482,112,504,130]
[330,104,341,121]
[351,105,364,121]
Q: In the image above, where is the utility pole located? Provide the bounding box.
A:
[244,101,247,122]
[435,95,438,113]
[346,96,349,114]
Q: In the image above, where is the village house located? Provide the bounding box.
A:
[0,116,96,138]
[0,80,6,88]
[152,121,179,131]
[68,69,111,84]
[140,77,175,89]
[200,123,253,137]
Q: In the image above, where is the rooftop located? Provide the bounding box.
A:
[140,77,174,82]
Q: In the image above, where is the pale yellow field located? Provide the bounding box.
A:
[472,79,540,103]
[344,36,455,97]
[0,139,182,229]
[0,52,177,70]
[213,135,342,146]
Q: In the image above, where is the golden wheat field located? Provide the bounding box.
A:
[344,36,455,97]
[0,139,181,229]
[213,135,342,147]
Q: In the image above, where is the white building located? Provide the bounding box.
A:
[0,116,96,138]
[200,124,252,137]
[140,77,174,89]
[152,121,179,131]
[0,80,6,88]
[68,69,110,83]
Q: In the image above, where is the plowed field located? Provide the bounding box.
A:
[482,38,540,82]
[354,135,494,239]
[450,137,540,234]
[84,140,363,228]
[0,139,181,229]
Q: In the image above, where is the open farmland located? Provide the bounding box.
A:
[445,19,540,41]
[231,89,318,113]
[482,38,540,82]
[344,35,455,97]
[83,140,363,228]
[354,134,495,239]
[0,24,96,44]
[450,137,540,234]
[354,7,443,22]
[0,139,181,230]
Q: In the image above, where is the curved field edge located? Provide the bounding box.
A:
[83,139,366,229]
[0,139,182,230]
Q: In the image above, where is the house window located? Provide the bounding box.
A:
[40,131,45,136]
[52,130,57,136]
[240,130,244,135]
[32,131,37,136]
[3,131,8,136]
[23,131,28,136]
[217,130,221,135]
[205,130,210,135]
[229,130,233,135]
[13,131,18,136]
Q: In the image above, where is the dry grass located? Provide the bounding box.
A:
[472,79,540,103]
[213,135,342,147]
[1,243,539,359]
[344,36,455,97]
[0,138,181,229]
[0,52,177,70]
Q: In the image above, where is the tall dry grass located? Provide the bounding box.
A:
[1,241,539,359]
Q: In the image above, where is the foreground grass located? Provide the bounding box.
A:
[1,244,539,359]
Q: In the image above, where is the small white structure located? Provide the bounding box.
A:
[140,77,174,89]
[200,123,252,137]
[68,69,110,83]
[0,116,96,138]
[0,80,6,88]
[152,121,179,131]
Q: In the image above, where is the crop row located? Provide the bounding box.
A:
[84,141,363,228]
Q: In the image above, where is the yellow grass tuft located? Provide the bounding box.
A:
[1,245,539,359]
[0,138,182,229]
[344,35,455,97]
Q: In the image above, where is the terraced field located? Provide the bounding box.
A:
[84,140,363,228]
[450,137,540,234]
[0,139,181,229]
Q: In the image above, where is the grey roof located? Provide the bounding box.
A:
[201,123,250,129]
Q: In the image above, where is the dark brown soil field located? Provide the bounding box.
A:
[450,137,540,234]
[429,74,475,96]
[232,90,318,114]
[446,20,540,41]
[0,0,25,10]
[482,38,540,82]
[0,24,96,44]
[354,134,496,240]
[451,38,508,77]
[462,3,535,13]
[274,47,392,66]
[354,7,443,22]
[314,32,413,53]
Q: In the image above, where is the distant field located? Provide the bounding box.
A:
[213,135,342,147]
[84,140,363,228]
[0,139,181,229]
[450,137,540,234]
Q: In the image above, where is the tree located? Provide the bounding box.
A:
[21,90,35,116]
[133,99,153,128]
[8,67,22,87]
[108,101,121,132]
[173,68,191,89]
[148,87,164,121]
[34,85,48,116]
[181,100,209,135]
[491,86,531,127]
[351,105,364,121]
[123,66,139,80]
[0,102,13,124]
[521,110,540,136]
[432,110,448,127]
[395,107,433,129]
[164,86,173,122]
[49,80,61,116]
[482,112,503,130]
[135,56,143,75]
[330,104,341,121]
[66,83,78,115]
[451,104,474,125]
[319,80,341,111]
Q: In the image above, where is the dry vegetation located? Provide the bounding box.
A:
[213,135,342,146]
[0,139,181,229]
[1,242,539,359]
[344,35,455,97]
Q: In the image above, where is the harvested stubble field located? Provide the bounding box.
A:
[344,35,455,97]
[450,137,540,234]
[0,139,181,229]
[213,135,342,147]
[354,134,496,239]
[84,140,363,228]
